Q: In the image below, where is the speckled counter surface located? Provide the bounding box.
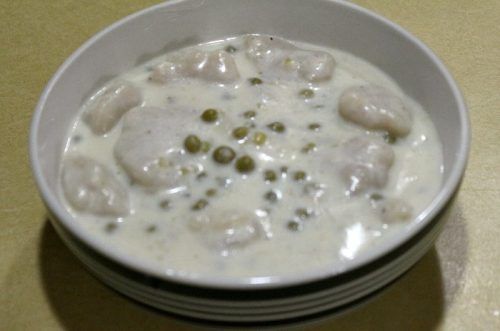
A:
[1,1,499,330]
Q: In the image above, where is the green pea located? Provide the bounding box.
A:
[253,131,267,145]
[308,123,321,131]
[264,170,277,182]
[299,88,315,99]
[267,122,286,133]
[225,45,237,53]
[196,171,208,181]
[184,135,201,153]
[243,110,257,119]
[232,126,249,140]
[146,225,157,233]
[301,142,316,153]
[191,199,208,211]
[235,155,255,173]
[249,77,263,85]
[293,170,307,181]
[201,141,211,153]
[201,108,218,122]
[264,190,279,203]
[212,146,236,164]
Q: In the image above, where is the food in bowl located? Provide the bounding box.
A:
[59,34,443,278]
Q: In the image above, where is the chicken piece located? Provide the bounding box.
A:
[245,35,335,82]
[188,209,265,252]
[62,155,129,216]
[149,61,180,84]
[114,106,204,191]
[83,81,142,135]
[298,51,336,82]
[338,136,395,194]
[339,85,412,137]
[148,50,240,84]
[245,34,295,65]
[182,50,240,83]
[378,198,413,223]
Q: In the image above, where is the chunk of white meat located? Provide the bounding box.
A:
[148,50,240,84]
[188,209,266,253]
[298,51,336,82]
[377,198,413,223]
[62,155,129,216]
[245,34,295,65]
[114,106,205,191]
[338,136,395,194]
[149,61,181,84]
[339,85,412,137]
[245,35,335,82]
[183,50,240,83]
[83,82,142,135]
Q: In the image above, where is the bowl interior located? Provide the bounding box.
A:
[31,0,469,288]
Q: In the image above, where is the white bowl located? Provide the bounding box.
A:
[30,0,469,323]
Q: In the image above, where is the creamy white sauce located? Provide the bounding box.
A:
[61,35,443,278]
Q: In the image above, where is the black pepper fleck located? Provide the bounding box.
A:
[267,122,286,133]
[249,77,263,85]
[370,193,384,201]
[308,123,321,131]
[205,188,217,197]
[225,45,237,53]
[159,199,171,210]
[243,110,257,119]
[191,199,208,211]
[264,190,280,203]
[287,220,302,232]
[196,171,208,181]
[383,132,397,144]
[105,223,117,233]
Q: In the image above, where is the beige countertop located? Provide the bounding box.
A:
[1,0,499,330]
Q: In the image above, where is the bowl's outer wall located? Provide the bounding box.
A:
[32,0,469,288]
